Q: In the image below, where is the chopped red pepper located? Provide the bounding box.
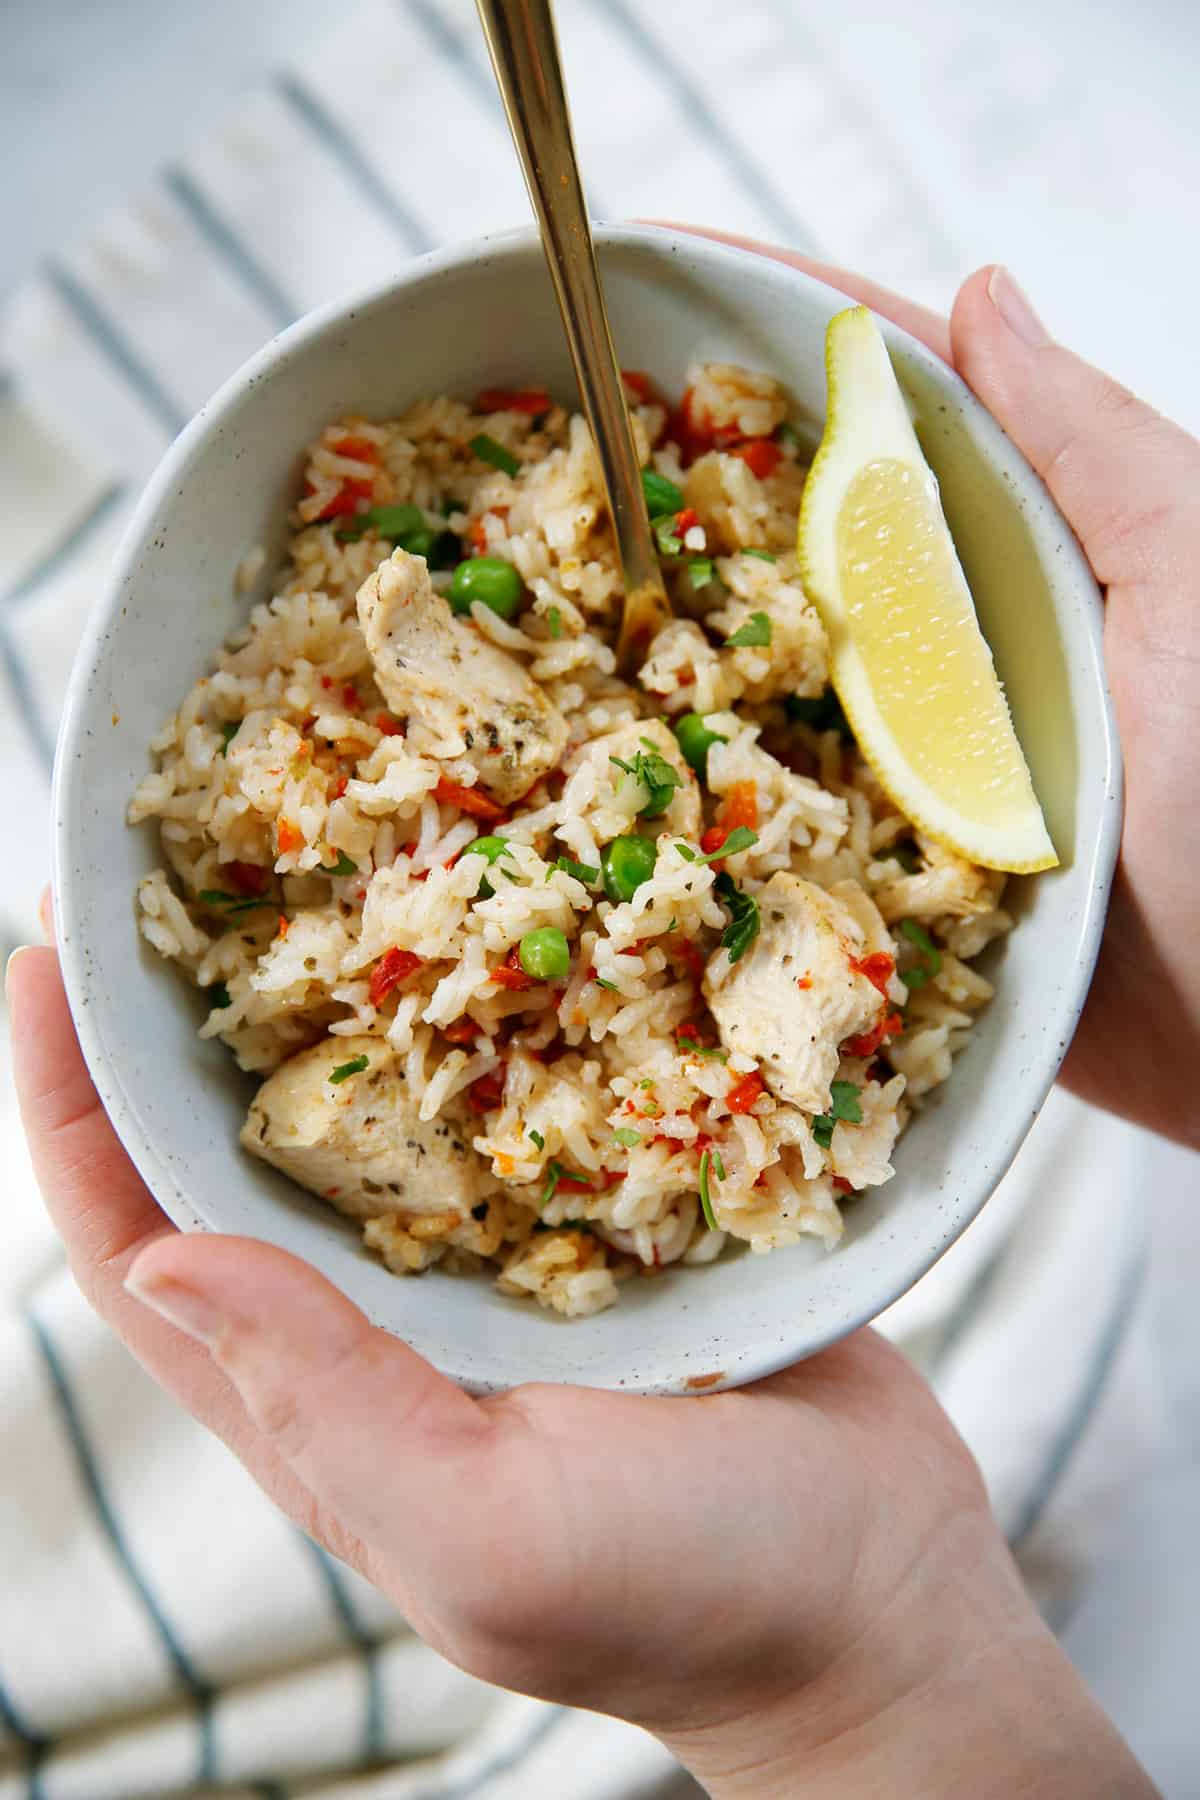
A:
[700,825,729,860]
[468,519,490,554]
[727,1069,765,1114]
[276,914,290,939]
[320,675,335,689]
[329,435,378,463]
[342,684,360,711]
[719,780,759,834]
[277,818,304,855]
[434,777,505,823]
[368,947,423,1008]
[674,1017,715,1051]
[475,387,551,415]
[442,1017,480,1044]
[332,775,348,800]
[491,946,536,991]
[375,713,403,736]
[467,1068,507,1113]
[315,477,374,522]
[621,369,656,403]
[670,387,743,466]
[832,1176,855,1195]
[842,1011,904,1059]
[674,506,699,535]
[226,860,269,897]
[796,975,813,990]
[850,952,896,997]
[555,1172,594,1195]
[730,439,782,480]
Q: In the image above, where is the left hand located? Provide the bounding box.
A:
[8,942,1146,1797]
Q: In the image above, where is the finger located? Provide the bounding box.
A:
[653,223,952,363]
[950,265,1200,608]
[125,1233,494,1566]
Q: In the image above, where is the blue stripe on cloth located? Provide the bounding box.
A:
[275,75,435,255]
[591,0,813,244]
[1,480,126,612]
[42,263,187,439]
[1010,1240,1148,1548]
[0,1674,49,1800]
[25,1312,218,1786]
[163,169,299,331]
[414,1705,567,1799]
[297,1536,385,1762]
[0,622,55,772]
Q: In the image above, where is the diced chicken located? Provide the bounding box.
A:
[564,716,702,841]
[357,549,567,805]
[704,873,885,1113]
[241,1033,482,1219]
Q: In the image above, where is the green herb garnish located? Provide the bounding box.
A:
[218,722,240,753]
[641,468,684,516]
[899,917,942,989]
[469,433,521,478]
[612,1127,642,1149]
[335,502,423,544]
[698,1148,719,1229]
[742,548,777,563]
[594,976,618,992]
[610,746,684,820]
[686,557,714,586]
[547,605,563,639]
[529,1128,545,1151]
[554,856,600,884]
[713,871,760,964]
[677,825,758,866]
[198,889,270,916]
[540,1159,589,1209]
[206,981,232,1009]
[785,688,850,737]
[725,611,772,648]
[775,422,803,449]
[811,1081,863,1148]
[653,516,683,558]
[329,1055,369,1084]
[321,851,357,877]
[712,1148,726,1181]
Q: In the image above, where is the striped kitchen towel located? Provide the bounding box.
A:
[0,1,1169,1794]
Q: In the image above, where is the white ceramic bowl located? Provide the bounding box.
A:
[53,225,1120,1395]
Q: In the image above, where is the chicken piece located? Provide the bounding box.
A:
[705,873,885,1113]
[241,1033,482,1219]
[565,716,702,842]
[357,548,568,806]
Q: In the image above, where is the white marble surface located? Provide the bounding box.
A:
[3,0,1198,1791]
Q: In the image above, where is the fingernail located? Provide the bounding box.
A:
[5,944,35,1002]
[987,266,1050,348]
[125,1269,226,1348]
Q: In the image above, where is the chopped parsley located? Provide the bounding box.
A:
[713,871,760,963]
[329,1055,369,1084]
[469,433,521,477]
[218,722,240,753]
[676,826,758,865]
[528,1128,545,1151]
[698,1147,719,1230]
[725,611,772,648]
[540,1159,589,1209]
[785,687,850,737]
[899,917,942,991]
[742,548,776,563]
[198,889,269,917]
[641,468,684,516]
[610,744,684,819]
[594,976,618,992]
[547,605,563,639]
[811,1081,863,1149]
[206,981,232,1009]
[554,856,600,884]
[321,851,357,877]
[611,1127,642,1148]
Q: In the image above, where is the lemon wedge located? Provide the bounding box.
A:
[797,306,1057,873]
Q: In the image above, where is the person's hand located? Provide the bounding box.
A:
[687,231,1200,1154]
[11,242,1179,1797]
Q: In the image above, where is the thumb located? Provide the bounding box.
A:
[950,266,1198,606]
[125,1234,493,1555]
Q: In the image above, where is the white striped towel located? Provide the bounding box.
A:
[0,3,1175,1795]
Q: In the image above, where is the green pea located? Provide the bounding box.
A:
[464,834,511,898]
[448,555,522,619]
[673,711,727,776]
[601,834,658,904]
[518,926,570,982]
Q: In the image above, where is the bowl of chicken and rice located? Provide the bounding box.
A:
[53,225,1118,1394]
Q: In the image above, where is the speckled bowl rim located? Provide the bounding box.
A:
[52,224,1122,1393]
